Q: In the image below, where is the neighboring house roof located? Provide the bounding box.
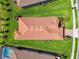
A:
[11,47,60,59]
[15,16,64,40]
[15,0,47,7]
[77,0,79,9]
[0,48,2,59]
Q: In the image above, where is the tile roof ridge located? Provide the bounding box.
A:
[18,17,29,35]
[19,17,26,25]
[45,26,59,33]
[20,17,30,28]
[19,0,23,7]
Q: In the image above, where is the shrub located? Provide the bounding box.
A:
[6,3,10,6]
[7,9,12,12]
[5,18,10,21]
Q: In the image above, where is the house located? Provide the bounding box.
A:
[10,47,61,59]
[0,48,2,59]
[14,0,48,8]
[15,16,64,40]
[75,0,79,9]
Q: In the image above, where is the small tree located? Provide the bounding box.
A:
[5,24,9,26]
[7,9,12,12]
[0,31,4,33]
[5,30,9,33]
[58,16,64,27]
[5,18,10,21]
[6,3,10,6]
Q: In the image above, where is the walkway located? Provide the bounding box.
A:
[65,29,78,38]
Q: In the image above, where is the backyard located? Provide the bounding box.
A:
[0,0,75,59]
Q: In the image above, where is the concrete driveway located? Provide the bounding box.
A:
[65,29,78,38]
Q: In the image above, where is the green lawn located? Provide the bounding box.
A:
[16,0,72,29]
[2,0,75,59]
[7,38,73,59]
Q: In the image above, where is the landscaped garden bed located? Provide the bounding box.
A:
[0,0,11,45]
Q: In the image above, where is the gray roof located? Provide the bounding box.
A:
[15,0,47,7]
[77,0,79,9]
[13,48,58,59]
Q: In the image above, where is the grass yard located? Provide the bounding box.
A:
[16,0,72,29]
[3,0,74,59]
[7,38,73,59]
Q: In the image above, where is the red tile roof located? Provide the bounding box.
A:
[15,17,64,40]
